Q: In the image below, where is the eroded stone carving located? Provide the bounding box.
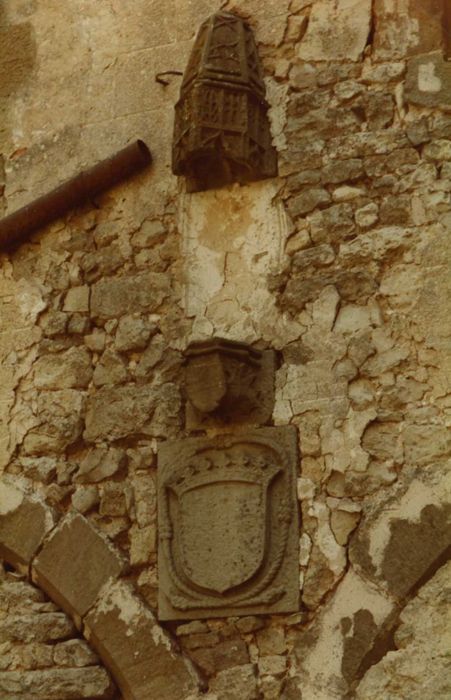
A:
[184,338,275,428]
[172,11,277,192]
[158,426,299,620]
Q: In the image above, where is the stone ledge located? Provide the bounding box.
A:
[0,482,56,574]
[32,512,127,627]
[84,579,200,700]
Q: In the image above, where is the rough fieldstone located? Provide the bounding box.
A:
[93,349,129,387]
[90,272,170,320]
[22,390,85,455]
[130,219,166,248]
[53,639,99,667]
[76,448,126,484]
[33,347,93,389]
[80,245,125,283]
[355,203,379,228]
[71,486,99,514]
[84,384,155,441]
[0,613,76,643]
[0,484,56,573]
[84,580,199,700]
[0,668,114,699]
[188,638,250,677]
[288,188,331,217]
[322,158,363,184]
[256,627,286,655]
[209,664,258,700]
[63,286,90,313]
[114,315,155,352]
[33,513,127,624]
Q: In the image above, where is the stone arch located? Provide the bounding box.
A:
[0,480,200,700]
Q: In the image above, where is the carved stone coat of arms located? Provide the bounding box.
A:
[158,426,299,620]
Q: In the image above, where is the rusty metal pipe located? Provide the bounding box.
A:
[0,139,152,249]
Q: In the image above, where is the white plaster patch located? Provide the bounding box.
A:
[309,501,346,576]
[418,62,442,93]
[179,181,291,344]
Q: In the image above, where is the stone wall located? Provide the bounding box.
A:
[0,563,117,699]
[0,1,450,699]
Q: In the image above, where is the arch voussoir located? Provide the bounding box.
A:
[0,480,201,700]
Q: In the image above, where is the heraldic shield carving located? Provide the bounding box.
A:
[158,426,299,620]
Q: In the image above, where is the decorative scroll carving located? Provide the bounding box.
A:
[158,426,299,620]
[172,11,277,191]
[184,338,275,428]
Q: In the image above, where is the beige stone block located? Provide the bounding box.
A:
[33,346,93,389]
[0,484,56,573]
[63,286,90,313]
[33,513,127,625]
[84,384,155,442]
[129,524,156,566]
[0,612,76,643]
[53,639,99,668]
[90,272,169,321]
[258,654,287,677]
[297,0,371,62]
[209,664,258,700]
[84,580,199,700]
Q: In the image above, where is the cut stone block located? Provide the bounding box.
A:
[405,51,451,109]
[0,483,56,574]
[33,513,127,625]
[158,426,300,620]
[84,580,200,700]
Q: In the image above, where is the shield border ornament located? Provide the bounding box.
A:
[158,425,299,620]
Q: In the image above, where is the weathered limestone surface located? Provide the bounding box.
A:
[1,0,451,698]
[0,568,116,699]
[0,483,55,573]
[33,513,127,623]
[84,580,199,700]
[355,562,451,700]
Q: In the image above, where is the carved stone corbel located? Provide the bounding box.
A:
[183,338,275,428]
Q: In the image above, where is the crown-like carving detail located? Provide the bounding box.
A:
[168,450,281,497]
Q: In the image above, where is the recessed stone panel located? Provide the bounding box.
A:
[158,426,299,620]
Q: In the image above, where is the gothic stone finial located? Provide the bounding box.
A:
[172,12,277,192]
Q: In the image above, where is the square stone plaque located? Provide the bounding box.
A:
[158,426,299,621]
